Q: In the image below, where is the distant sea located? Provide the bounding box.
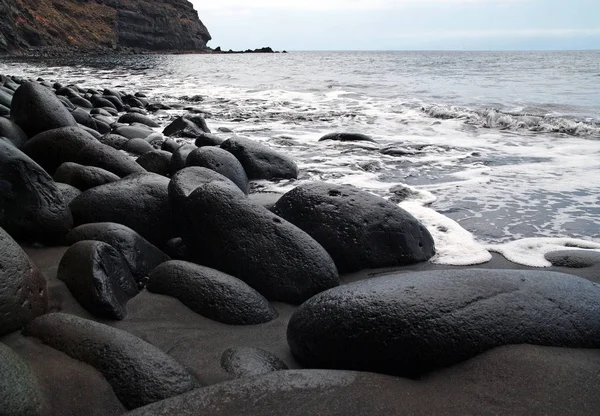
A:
[2,51,599,265]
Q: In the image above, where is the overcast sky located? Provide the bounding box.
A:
[190,0,600,50]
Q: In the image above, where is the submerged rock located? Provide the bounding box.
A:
[319,132,376,143]
[272,182,435,272]
[24,313,199,410]
[287,269,600,377]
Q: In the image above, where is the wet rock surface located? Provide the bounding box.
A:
[0,226,48,336]
[221,346,288,378]
[0,140,73,242]
[57,241,139,320]
[288,269,600,377]
[273,182,435,272]
[23,313,199,410]
[147,261,277,325]
[54,162,120,191]
[186,146,249,194]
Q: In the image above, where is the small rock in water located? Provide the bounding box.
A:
[319,132,376,143]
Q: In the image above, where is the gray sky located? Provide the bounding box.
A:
[190,0,600,50]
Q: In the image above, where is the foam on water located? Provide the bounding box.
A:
[2,52,599,268]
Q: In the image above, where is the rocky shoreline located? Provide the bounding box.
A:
[0,74,599,415]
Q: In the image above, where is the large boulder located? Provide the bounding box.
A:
[99,133,129,150]
[118,113,159,128]
[221,137,299,180]
[75,142,146,178]
[21,126,99,175]
[179,181,339,303]
[54,162,120,191]
[56,182,82,205]
[70,173,174,247]
[147,261,277,325]
[168,167,244,235]
[287,269,600,377]
[24,313,199,410]
[0,117,28,148]
[186,146,249,194]
[0,141,73,242]
[220,347,288,378]
[66,222,170,287]
[0,343,47,416]
[58,241,139,320]
[0,227,48,335]
[113,125,153,140]
[11,81,77,137]
[123,138,154,156]
[136,150,172,177]
[272,182,435,272]
[170,144,196,174]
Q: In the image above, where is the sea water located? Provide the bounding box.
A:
[2,51,599,265]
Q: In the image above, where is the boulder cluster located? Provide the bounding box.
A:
[0,74,599,415]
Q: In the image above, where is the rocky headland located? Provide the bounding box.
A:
[0,0,211,54]
[0,74,599,415]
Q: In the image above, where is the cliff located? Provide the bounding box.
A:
[0,0,211,53]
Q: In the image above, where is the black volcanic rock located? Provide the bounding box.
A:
[221,347,288,378]
[319,132,376,143]
[57,240,139,320]
[136,150,172,176]
[21,126,99,175]
[11,81,77,137]
[221,137,299,180]
[287,269,600,378]
[0,116,28,147]
[272,182,435,272]
[70,173,174,247]
[75,142,147,178]
[24,313,199,410]
[147,260,277,325]
[0,140,73,242]
[179,180,339,303]
[186,146,249,194]
[67,222,170,287]
[54,162,120,191]
[0,226,48,336]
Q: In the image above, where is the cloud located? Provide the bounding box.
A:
[191,0,519,12]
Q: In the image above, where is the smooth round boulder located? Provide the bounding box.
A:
[70,173,174,247]
[54,162,120,191]
[123,138,153,155]
[163,117,205,138]
[147,261,277,325]
[0,227,48,335]
[168,167,245,235]
[0,343,47,416]
[221,137,299,180]
[195,132,226,147]
[24,313,199,410]
[136,150,172,177]
[114,125,153,140]
[99,133,129,150]
[21,126,99,175]
[0,88,12,108]
[272,182,435,273]
[67,222,170,287]
[186,146,249,194]
[180,181,339,303]
[69,95,93,108]
[545,250,600,268]
[287,269,600,378]
[10,81,77,137]
[75,142,146,178]
[319,132,376,143]
[221,347,288,378]
[161,138,180,153]
[0,141,73,242]
[118,113,159,128]
[90,95,117,110]
[170,143,196,174]
[0,117,28,148]
[58,241,139,320]
[71,107,97,130]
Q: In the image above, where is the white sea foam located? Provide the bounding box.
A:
[486,238,600,268]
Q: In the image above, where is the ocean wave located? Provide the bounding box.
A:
[423,105,600,138]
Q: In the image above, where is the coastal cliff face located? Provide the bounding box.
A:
[0,0,211,53]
